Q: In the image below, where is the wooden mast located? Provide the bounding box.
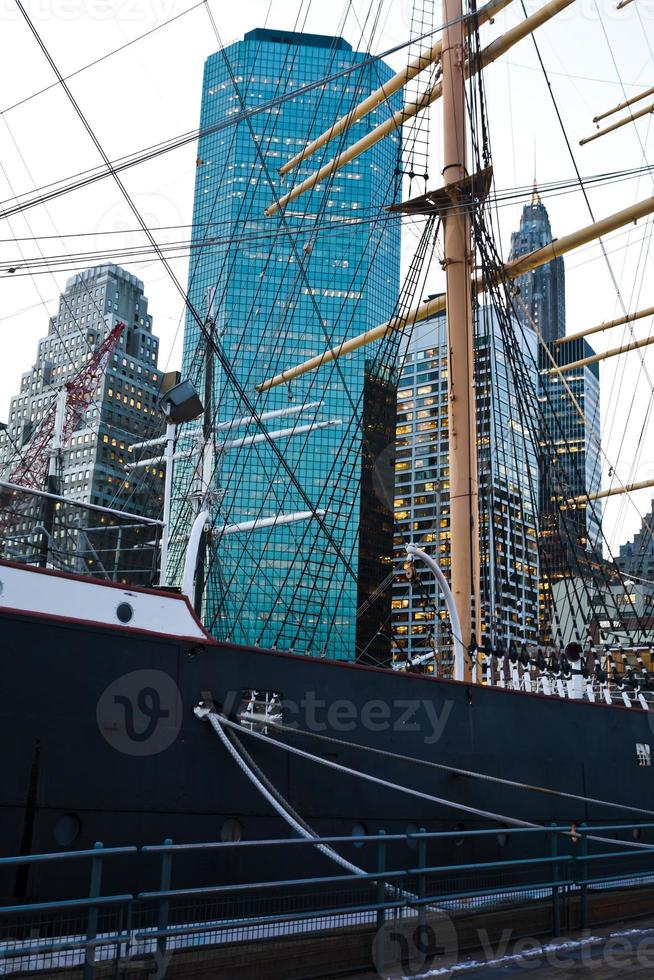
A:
[265,0,573,217]
[277,0,515,179]
[441,0,480,681]
[257,192,654,392]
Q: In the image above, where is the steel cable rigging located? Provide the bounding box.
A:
[196,3,426,656]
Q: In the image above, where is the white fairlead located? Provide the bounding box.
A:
[405,543,466,682]
[181,509,328,599]
[182,509,211,599]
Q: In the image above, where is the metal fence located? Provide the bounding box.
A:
[1,822,654,978]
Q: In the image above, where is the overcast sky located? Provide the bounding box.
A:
[0,0,652,555]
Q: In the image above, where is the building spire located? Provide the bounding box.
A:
[531,140,541,205]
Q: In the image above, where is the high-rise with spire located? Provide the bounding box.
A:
[509,190,602,639]
[510,184,565,344]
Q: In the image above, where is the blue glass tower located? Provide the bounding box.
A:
[176,29,401,659]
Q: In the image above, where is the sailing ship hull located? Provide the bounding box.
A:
[2,578,653,900]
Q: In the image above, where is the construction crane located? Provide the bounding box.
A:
[6,321,126,492]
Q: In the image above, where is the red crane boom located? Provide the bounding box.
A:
[7,322,126,491]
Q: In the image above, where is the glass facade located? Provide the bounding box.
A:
[173,29,401,658]
[510,192,602,634]
[618,498,654,580]
[538,340,602,550]
[392,307,540,671]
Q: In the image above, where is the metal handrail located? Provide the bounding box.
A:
[0,845,137,867]
[0,893,134,917]
[2,822,654,978]
[138,852,577,902]
[140,824,566,853]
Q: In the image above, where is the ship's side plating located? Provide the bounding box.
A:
[2,561,653,899]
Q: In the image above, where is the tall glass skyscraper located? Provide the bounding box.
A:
[509,190,602,636]
[174,29,401,658]
[392,307,540,671]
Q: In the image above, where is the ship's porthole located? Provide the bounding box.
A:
[53,813,81,847]
[351,822,368,848]
[116,602,134,624]
[221,818,243,843]
[405,822,421,849]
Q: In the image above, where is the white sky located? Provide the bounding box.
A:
[0,0,652,555]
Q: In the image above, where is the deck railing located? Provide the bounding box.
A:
[1,821,654,977]
[0,480,162,587]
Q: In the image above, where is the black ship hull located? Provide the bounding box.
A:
[3,578,654,901]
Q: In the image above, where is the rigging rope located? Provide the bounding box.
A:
[460,27,648,646]
[519,0,654,564]
[14,0,363,599]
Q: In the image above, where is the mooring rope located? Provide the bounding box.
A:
[196,702,654,853]
[267,718,654,819]
[195,700,366,875]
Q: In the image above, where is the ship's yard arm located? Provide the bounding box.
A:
[569,479,654,506]
[580,87,654,146]
[580,99,654,146]
[256,193,654,393]
[264,0,574,217]
[554,303,654,347]
[593,84,654,125]
[519,301,654,509]
[547,333,654,374]
[277,0,514,179]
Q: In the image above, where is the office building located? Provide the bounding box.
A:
[618,500,654,580]
[174,29,402,658]
[510,190,602,635]
[392,306,540,670]
[0,265,164,579]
